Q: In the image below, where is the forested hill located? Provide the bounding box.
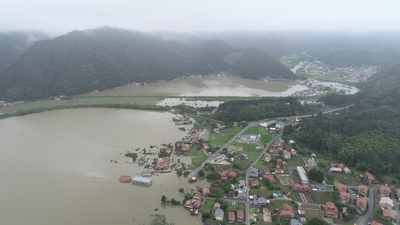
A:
[0,31,49,69]
[284,62,400,178]
[0,27,296,101]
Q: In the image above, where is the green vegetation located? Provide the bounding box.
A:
[190,156,209,169]
[125,152,138,160]
[213,96,321,122]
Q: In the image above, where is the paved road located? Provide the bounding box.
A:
[357,186,378,225]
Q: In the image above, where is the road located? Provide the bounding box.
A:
[357,186,378,225]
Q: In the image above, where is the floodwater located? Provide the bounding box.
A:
[0,108,206,225]
[84,76,309,97]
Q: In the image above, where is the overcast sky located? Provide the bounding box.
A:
[2,0,400,36]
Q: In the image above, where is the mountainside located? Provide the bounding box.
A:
[155,31,400,67]
[0,31,49,69]
[0,27,297,101]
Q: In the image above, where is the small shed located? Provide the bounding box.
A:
[119,175,132,182]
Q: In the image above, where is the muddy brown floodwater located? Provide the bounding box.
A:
[0,108,207,225]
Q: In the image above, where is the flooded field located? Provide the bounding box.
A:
[83,76,309,97]
[0,108,206,225]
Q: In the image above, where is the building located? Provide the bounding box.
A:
[137,156,146,164]
[119,175,131,182]
[155,157,170,170]
[324,202,338,218]
[184,193,203,209]
[250,180,260,188]
[364,172,378,184]
[336,183,347,192]
[379,185,391,197]
[131,176,152,186]
[290,219,302,225]
[283,150,291,159]
[249,168,259,178]
[357,185,368,196]
[259,166,271,175]
[382,209,396,222]
[141,171,152,177]
[280,203,294,218]
[262,153,272,162]
[277,159,288,168]
[215,208,224,221]
[379,197,394,209]
[297,166,309,184]
[339,191,350,203]
[228,211,235,223]
[370,221,384,225]
[293,184,311,192]
[356,198,367,211]
[263,175,277,183]
[236,210,244,222]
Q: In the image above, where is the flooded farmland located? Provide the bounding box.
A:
[0,108,206,225]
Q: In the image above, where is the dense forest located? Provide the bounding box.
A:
[0,27,295,101]
[283,62,400,178]
[212,97,320,122]
[0,31,49,69]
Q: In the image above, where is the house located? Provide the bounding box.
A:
[293,184,311,192]
[382,209,396,222]
[379,185,391,197]
[263,175,277,183]
[249,168,259,178]
[276,159,288,168]
[184,194,203,209]
[364,171,378,184]
[228,211,235,223]
[181,144,192,151]
[324,202,338,218]
[215,208,224,221]
[228,171,238,178]
[339,191,350,203]
[213,203,220,209]
[283,150,291,159]
[300,217,307,224]
[155,157,170,170]
[200,186,211,196]
[141,171,152,177]
[290,219,302,225]
[379,197,394,209]
[357,185,368,196]
[336,183,347,192]
[174,162,183,170]
[213,128,219,133]
[216,124,225,129]
[259,166,271,175]
[397,189,400,200]
[269,146,283,155]
[137,156,146,164]
[241,153,249,159]
[250,180,260,188]
[236,210,244,222]
[202,143,210,150]
[280,203,294,218]
[226,147,236,154]
[239,180,246,188]
[237,192,246,200]
[254,197,269,207]
[119,175,131,182]
[356,198,367,211]
[262,153,272,162]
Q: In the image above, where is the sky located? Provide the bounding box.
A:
[1,0,400,37]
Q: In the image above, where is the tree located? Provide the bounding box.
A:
[198,169,205,177]
[308,168,324,183]
[178,188,184,193]
[125,152,138,160]
[161,195,167,204]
